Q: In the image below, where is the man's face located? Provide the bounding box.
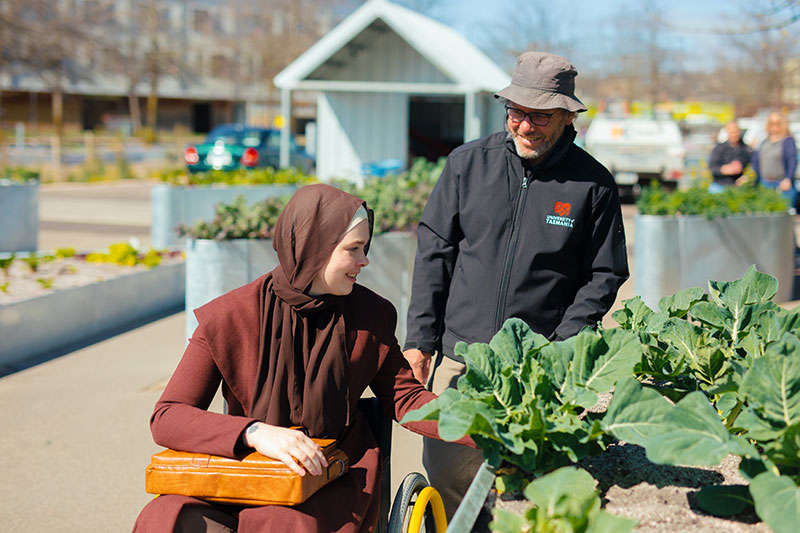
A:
[506,103,575,161]
[725,122,742,145]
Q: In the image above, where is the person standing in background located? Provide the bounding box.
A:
[753,112,798,210]
[708,121,752,192]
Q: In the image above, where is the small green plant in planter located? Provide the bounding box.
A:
[177,195,290,240]
[0,167,40,184]
[157,166,316,186]
[636,180,789,217]
[36,277,54,289]
[22,253,40,272]
[177,157,447,240]
[0,254,15,278]
[84,242,176,268]
[334,157,445,234]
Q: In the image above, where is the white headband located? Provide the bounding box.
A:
[345,205,369,234]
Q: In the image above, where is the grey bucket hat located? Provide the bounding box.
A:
[495,51,587,113]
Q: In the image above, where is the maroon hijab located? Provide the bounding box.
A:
[250,184,372,438]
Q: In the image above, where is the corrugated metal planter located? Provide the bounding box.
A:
[0,181,38,252]
[150,184,298,249]
[184,233,417,343]
[0,262,185,370]
[634,213,795,309]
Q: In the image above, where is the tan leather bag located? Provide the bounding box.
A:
[145,438,349,506]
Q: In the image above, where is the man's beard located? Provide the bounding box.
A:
[510,121,566,160]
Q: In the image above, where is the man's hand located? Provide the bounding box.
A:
[721,160,743,175]
[403,349,433,384]
[243,423,327,476]
[779,178,793,192]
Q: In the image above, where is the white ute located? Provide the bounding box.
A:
[584,116,686,196]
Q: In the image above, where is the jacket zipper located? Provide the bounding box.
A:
[494,173,528,332]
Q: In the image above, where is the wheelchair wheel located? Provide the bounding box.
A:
[387,472,429,533]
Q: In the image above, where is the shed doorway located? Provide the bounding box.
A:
[408,96,464,161]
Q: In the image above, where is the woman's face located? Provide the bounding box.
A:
[310,219,370,296]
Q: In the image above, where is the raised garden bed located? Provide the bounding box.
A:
[0,247,185,372]
[404,267,799,533]
[633,182,794,308]
[151,183,299,249]
[0,179,38,252]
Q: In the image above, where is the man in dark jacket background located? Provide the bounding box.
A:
[402,51,629,518]
[708,121,751,192]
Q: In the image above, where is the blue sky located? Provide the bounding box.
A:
[417,0,763,73]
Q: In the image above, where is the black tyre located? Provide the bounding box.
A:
[387,472,429,533]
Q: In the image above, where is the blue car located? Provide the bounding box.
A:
[185,124,315,173]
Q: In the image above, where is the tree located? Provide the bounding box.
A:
[2,1,94,139]
[716,1,800,109]
[481,0,577,69]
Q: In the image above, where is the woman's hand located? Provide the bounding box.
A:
[243,423,328,476]
[779,178,793,192]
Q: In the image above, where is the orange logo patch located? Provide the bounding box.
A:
[554,202,571,217]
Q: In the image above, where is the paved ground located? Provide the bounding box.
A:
[1,180,795,531]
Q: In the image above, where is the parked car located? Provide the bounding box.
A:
[184,124,315,173]
[584,116,686,197]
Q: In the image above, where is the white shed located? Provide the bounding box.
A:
[273,0,510,181]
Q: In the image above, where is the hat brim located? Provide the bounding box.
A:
[494,84,587,113]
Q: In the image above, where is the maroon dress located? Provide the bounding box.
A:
[133,278,447,532]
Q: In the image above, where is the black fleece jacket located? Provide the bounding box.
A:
[404,125,629,360]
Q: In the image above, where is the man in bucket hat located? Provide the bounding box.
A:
[403,51,629,519]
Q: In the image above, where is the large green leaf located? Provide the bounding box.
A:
[755,307,800,345]
[583,511,637,533]
[603,379,737,466]
[708,265,778,309]
[658,286,706,317]
[524,466,597,517]
[488,509,527,533]
[740,333,800,430]
[750,471,800,533]
[643,391,735,466]
[602,378,672,445]
[659,318,706,370]
[437,398,501,442]
[695,485,753,517]
[488,317,549,368]
[564,329,641,408]
[537,336,576,394]
[690,301,732,333]
[611,297,655,329]
[400,387,459,423]
[692,300,765,345]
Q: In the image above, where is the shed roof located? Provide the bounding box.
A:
[274,0,510,93]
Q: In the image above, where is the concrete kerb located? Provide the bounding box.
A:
[0,261,185,374]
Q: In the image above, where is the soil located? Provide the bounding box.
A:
[0,253,184,305]
[482,393,771,532]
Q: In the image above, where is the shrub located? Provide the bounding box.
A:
[177,157,446,239]
[156,166,316,186]
[636,181,789,217]
[1,167,40,183]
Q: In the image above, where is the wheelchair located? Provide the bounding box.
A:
[359,397,491,533]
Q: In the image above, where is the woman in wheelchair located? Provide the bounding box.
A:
[133,184,469,532]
